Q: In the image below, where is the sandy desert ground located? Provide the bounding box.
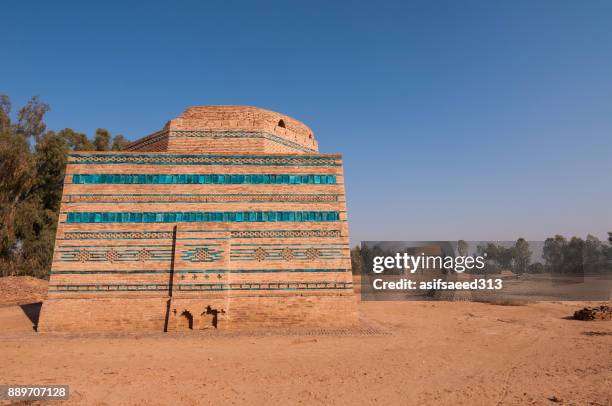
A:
[0,277,610,405]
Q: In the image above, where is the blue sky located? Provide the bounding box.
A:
[2,0,611,244]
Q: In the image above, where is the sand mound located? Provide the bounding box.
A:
[573,305,612,321]
[0,276,48,306]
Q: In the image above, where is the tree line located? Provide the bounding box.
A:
[351,234,612,275]
[473,236,611,274]
[0,95,128,278]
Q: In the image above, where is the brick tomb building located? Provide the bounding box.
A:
[38,106,357,331]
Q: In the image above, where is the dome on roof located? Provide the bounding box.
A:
[129,105,318,154]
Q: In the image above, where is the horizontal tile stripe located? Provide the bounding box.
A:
[50,268,351,274]
[229,258,349,261]
[231,243,347,246]
[58,244,170,248]
[58,230,344,240]
[71,174,337,185]
[126,130,318,154]
[60,231,174,240]
[49,281,353,292]
[66,211,340,223]
[66,193,340,196]
[69,152,337,165]
[64,193,342,204]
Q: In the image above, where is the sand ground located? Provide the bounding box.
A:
[1,294,611,405]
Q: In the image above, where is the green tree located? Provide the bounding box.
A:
[513,238,531,274]
[496,245,514,270]
[93,128,111,151]
[0,95,11,131]
[583,235,609,273]
[0,94,119,278]
[562,237,585,274]
[0,129,36,276]
[58,128,94,151]
[457,240,469,256]
[543,235,566,273]
[528,262,544,273]
[476,242,501,273]
[0,97,47,276]
[16,96,49,141]
[34,131,70,211]
[111,134,129,151]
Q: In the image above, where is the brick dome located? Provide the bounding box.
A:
[128,106,318,154]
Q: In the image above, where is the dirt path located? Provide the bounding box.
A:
[1,300,610,405]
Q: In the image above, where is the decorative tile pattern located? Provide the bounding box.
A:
[230,244,346,262]
[76,250,91,262]
[281,248,294,261]
[60,230,343,240]
[66,194,340,203]
[193,248,209,261]
[59,246,172,262]
[305,247,321,260]
[254,247,267,262]
[137,249,151,262]
[50,268,351,275]
[69,153,336,165]
[48,281,353,293]
[72,174,337,185]
[62,231,174,240]
[181,246,224,262]
[106,249,119,262]
[230,230,341,238]
[66,211,341,223]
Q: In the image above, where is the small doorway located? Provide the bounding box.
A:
[199,306,220,329]
[177,310,193,330]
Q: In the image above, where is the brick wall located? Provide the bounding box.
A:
[39,297,168,332]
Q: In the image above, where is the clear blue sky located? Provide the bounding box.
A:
[2,0,611,244]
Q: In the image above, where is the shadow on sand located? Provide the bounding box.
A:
[19,302,42,331]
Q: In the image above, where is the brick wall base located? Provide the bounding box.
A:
[38,297,169,332]
[38,294,358,332]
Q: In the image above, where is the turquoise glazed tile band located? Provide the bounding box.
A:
[72,173,337,184]
[66,211,341,223]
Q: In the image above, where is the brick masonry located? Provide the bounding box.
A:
[38,106,358,332]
